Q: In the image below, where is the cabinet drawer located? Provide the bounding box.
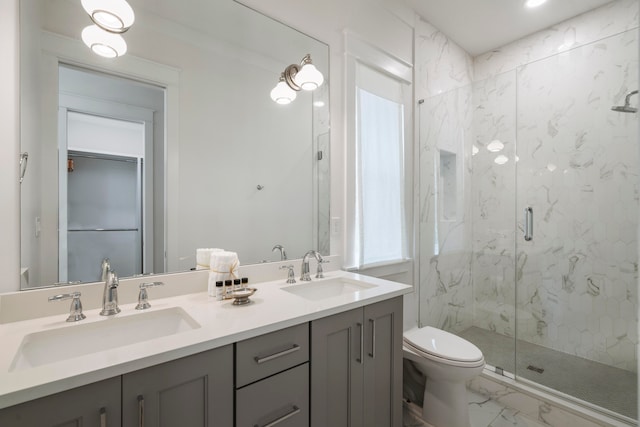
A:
[236,363,309,427]
[236,322,309,387]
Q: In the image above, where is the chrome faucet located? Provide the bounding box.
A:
[272,244,288,260]
[300,250,324,281]
[280,265,296,284]
[100,270,121,316]
[100,258,111,281]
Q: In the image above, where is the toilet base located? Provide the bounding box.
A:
[422,378,470,427]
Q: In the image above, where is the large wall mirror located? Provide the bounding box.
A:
[20,0,330,289]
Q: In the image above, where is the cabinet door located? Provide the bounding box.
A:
[0,377,121,427]
[310,307,363,427]
[122,345,233,427]
[363,297,403,427]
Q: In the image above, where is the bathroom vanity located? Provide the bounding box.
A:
[0,269,410,426]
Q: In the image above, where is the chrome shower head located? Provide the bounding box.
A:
[612,105,638,113]
[612,90,638,113]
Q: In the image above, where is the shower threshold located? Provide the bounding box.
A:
[459,326,637,420]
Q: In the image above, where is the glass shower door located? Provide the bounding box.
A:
[464,71,518,376]
[514,30,638,420]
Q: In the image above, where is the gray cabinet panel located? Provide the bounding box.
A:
[310,297,403,427]
[236,363,309,427]
[236,323,309,388]
[310,307,363,427]
[0,377,121,427]
[122,345,233,427]
[363,297,403,427]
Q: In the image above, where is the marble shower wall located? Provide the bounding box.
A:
[416,17,474,332]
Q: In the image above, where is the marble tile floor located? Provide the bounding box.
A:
[459,326,637,420]
[403,390,547,427]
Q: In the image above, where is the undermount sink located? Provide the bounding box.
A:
[10,307,200,372]
[282,278,376,301]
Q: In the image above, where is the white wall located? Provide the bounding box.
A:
[0,0,20,294]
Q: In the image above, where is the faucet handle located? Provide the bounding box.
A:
[136,282,165,310]
[316,259,330,279]
[48,291,86,322]
[279,265,296,284]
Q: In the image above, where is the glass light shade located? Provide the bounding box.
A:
[487,140,504,152]
[81,0,135,33]
[82,25,127,58]
[494,155,509,165]
[293,63,324,91]
[270,81,297,105]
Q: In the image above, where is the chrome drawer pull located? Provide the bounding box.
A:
[138,395,145,427]
[100,407,107,427]
[357,322,363,364]
[254,344,300,364]
[369,319,376,358]
[255,405,301,427]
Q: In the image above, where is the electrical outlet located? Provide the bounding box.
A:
[35,216,41,238]
[331,217,341,235]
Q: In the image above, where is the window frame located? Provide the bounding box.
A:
[344,33,413,273]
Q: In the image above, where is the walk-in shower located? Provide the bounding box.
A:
[416,0,638,423]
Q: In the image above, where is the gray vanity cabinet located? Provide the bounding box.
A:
[310,296,403,427]
[235,323,310,427]
[0,376,121,427]
[122,345,233,427]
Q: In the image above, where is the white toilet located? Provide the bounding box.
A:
[403,326,485,427]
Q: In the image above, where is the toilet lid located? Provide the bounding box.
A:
[404,326,483,363]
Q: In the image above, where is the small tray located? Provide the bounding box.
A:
[230,287,257,305]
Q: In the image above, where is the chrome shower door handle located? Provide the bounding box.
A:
[19,152,28,183]
[524,207,533,241]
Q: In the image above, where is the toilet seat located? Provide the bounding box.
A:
[404,326,484,367]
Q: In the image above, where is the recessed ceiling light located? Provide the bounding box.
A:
[525,0,547,8]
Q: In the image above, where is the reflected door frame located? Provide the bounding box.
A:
[57,96,154,281]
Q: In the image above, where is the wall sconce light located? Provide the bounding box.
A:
[81,0,135,33]
[271,54,324,104]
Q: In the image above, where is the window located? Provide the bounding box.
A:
[350,62,408,269]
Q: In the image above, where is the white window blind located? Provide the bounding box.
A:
[352,63,407,268]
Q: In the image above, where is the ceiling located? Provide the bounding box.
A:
[406,0,616,56]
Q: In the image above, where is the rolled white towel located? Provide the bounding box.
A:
[208,251,240,296]
[196,248,223,270]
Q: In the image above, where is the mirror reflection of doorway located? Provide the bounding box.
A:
[57,65,165,283]
[65,132,143,282]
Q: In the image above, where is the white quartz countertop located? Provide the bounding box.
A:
[0,270,411,409]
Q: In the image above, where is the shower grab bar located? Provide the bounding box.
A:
[524,207,533,241]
